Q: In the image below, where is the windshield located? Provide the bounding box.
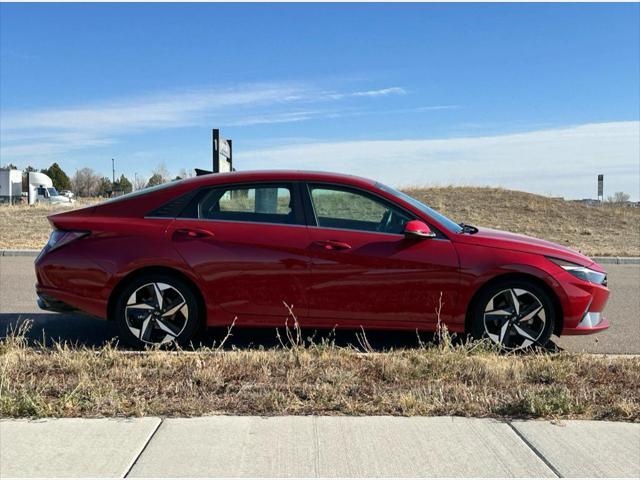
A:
[375,182,463,234]
[47,187,59,196]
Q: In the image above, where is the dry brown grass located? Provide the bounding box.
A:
[0,198,100,250]
[1,326,638,420]
[406,187,640,257]
[0,187,638,256]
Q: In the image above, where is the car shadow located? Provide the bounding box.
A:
[199,325,440,351]
[0,312,562,353]
[0,313,119,348]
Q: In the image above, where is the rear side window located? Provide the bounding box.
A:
[186,184,303,225]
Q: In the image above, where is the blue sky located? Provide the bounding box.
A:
[1,3,639,199]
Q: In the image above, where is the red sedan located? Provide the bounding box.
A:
[35,170,609,349]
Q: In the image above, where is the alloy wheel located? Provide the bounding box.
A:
[124,282,189,345]
[483,288,546,350]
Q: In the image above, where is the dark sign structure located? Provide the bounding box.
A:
[213,129,233,173]
[598,174,604,202]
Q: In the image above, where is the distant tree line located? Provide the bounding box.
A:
[2,162,635,204]
[1,162,195,198]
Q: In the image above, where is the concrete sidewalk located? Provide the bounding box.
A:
[1,416,639,478]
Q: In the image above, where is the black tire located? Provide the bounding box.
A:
[114,273,201,348]
[469,279,555,351]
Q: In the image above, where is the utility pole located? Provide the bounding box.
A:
[134,172,138,191]
[112,158,116,185]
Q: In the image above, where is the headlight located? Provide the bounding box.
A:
[547,257,607,285]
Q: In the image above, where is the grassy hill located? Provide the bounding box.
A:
[1,187,638,256]
[406,187,639,257]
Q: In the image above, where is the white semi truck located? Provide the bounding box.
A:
[28,171,75,205]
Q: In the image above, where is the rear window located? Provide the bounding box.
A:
[100,181,180,206]
[183,183,303,225]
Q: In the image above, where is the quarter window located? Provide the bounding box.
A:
[309,185,411,234]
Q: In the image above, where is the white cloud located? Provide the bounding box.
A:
[2,84,306,132]
[226,110,324,127]
[3,82,636,201]
[325,86,407,100]
[237,121,640,200]
[351,87,407,97]
[0,82,410,159]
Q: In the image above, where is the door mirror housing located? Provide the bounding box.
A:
[404,220,436,239]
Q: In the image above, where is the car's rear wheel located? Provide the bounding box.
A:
[470,279,555,351]
[114,274,201,348]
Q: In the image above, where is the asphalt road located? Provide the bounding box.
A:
[1,256,638,353]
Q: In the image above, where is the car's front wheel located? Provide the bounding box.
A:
[470,279,555,350]
[114,274,201,348]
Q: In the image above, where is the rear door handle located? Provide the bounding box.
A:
[314,240,352,251]
[175,228,215,239]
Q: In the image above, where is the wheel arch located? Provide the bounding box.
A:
[107,266,207,327]
[464,272,563,336]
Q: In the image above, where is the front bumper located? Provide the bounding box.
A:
[557,263,610,335]
[562,311,610,335]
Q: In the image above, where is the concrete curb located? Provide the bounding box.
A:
[1,249,639,264]
[1,249,40,257]
[592,256,640,265]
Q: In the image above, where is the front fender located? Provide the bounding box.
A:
[453,243,571,327]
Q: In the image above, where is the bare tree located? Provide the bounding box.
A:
[606,191,631,205]
[72,168,101,197]
[133,174,147,191]
[176,168,195,180]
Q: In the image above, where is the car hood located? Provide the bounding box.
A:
[454,227,597,268]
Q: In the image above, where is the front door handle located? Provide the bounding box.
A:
[314,240,352,251]
[174,228,215,239]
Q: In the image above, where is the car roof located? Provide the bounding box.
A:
[82,170,383,220]
[179,170,377,189]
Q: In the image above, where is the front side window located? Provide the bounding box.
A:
[193,184,301,225]
[309,185,411,234]
[375,182,463,234]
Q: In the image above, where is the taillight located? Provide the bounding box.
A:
[45,230,89,252]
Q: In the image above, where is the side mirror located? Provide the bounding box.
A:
[404,220,436,239]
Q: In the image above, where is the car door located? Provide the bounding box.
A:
[303,183,460,329]
[167,182,311,322]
